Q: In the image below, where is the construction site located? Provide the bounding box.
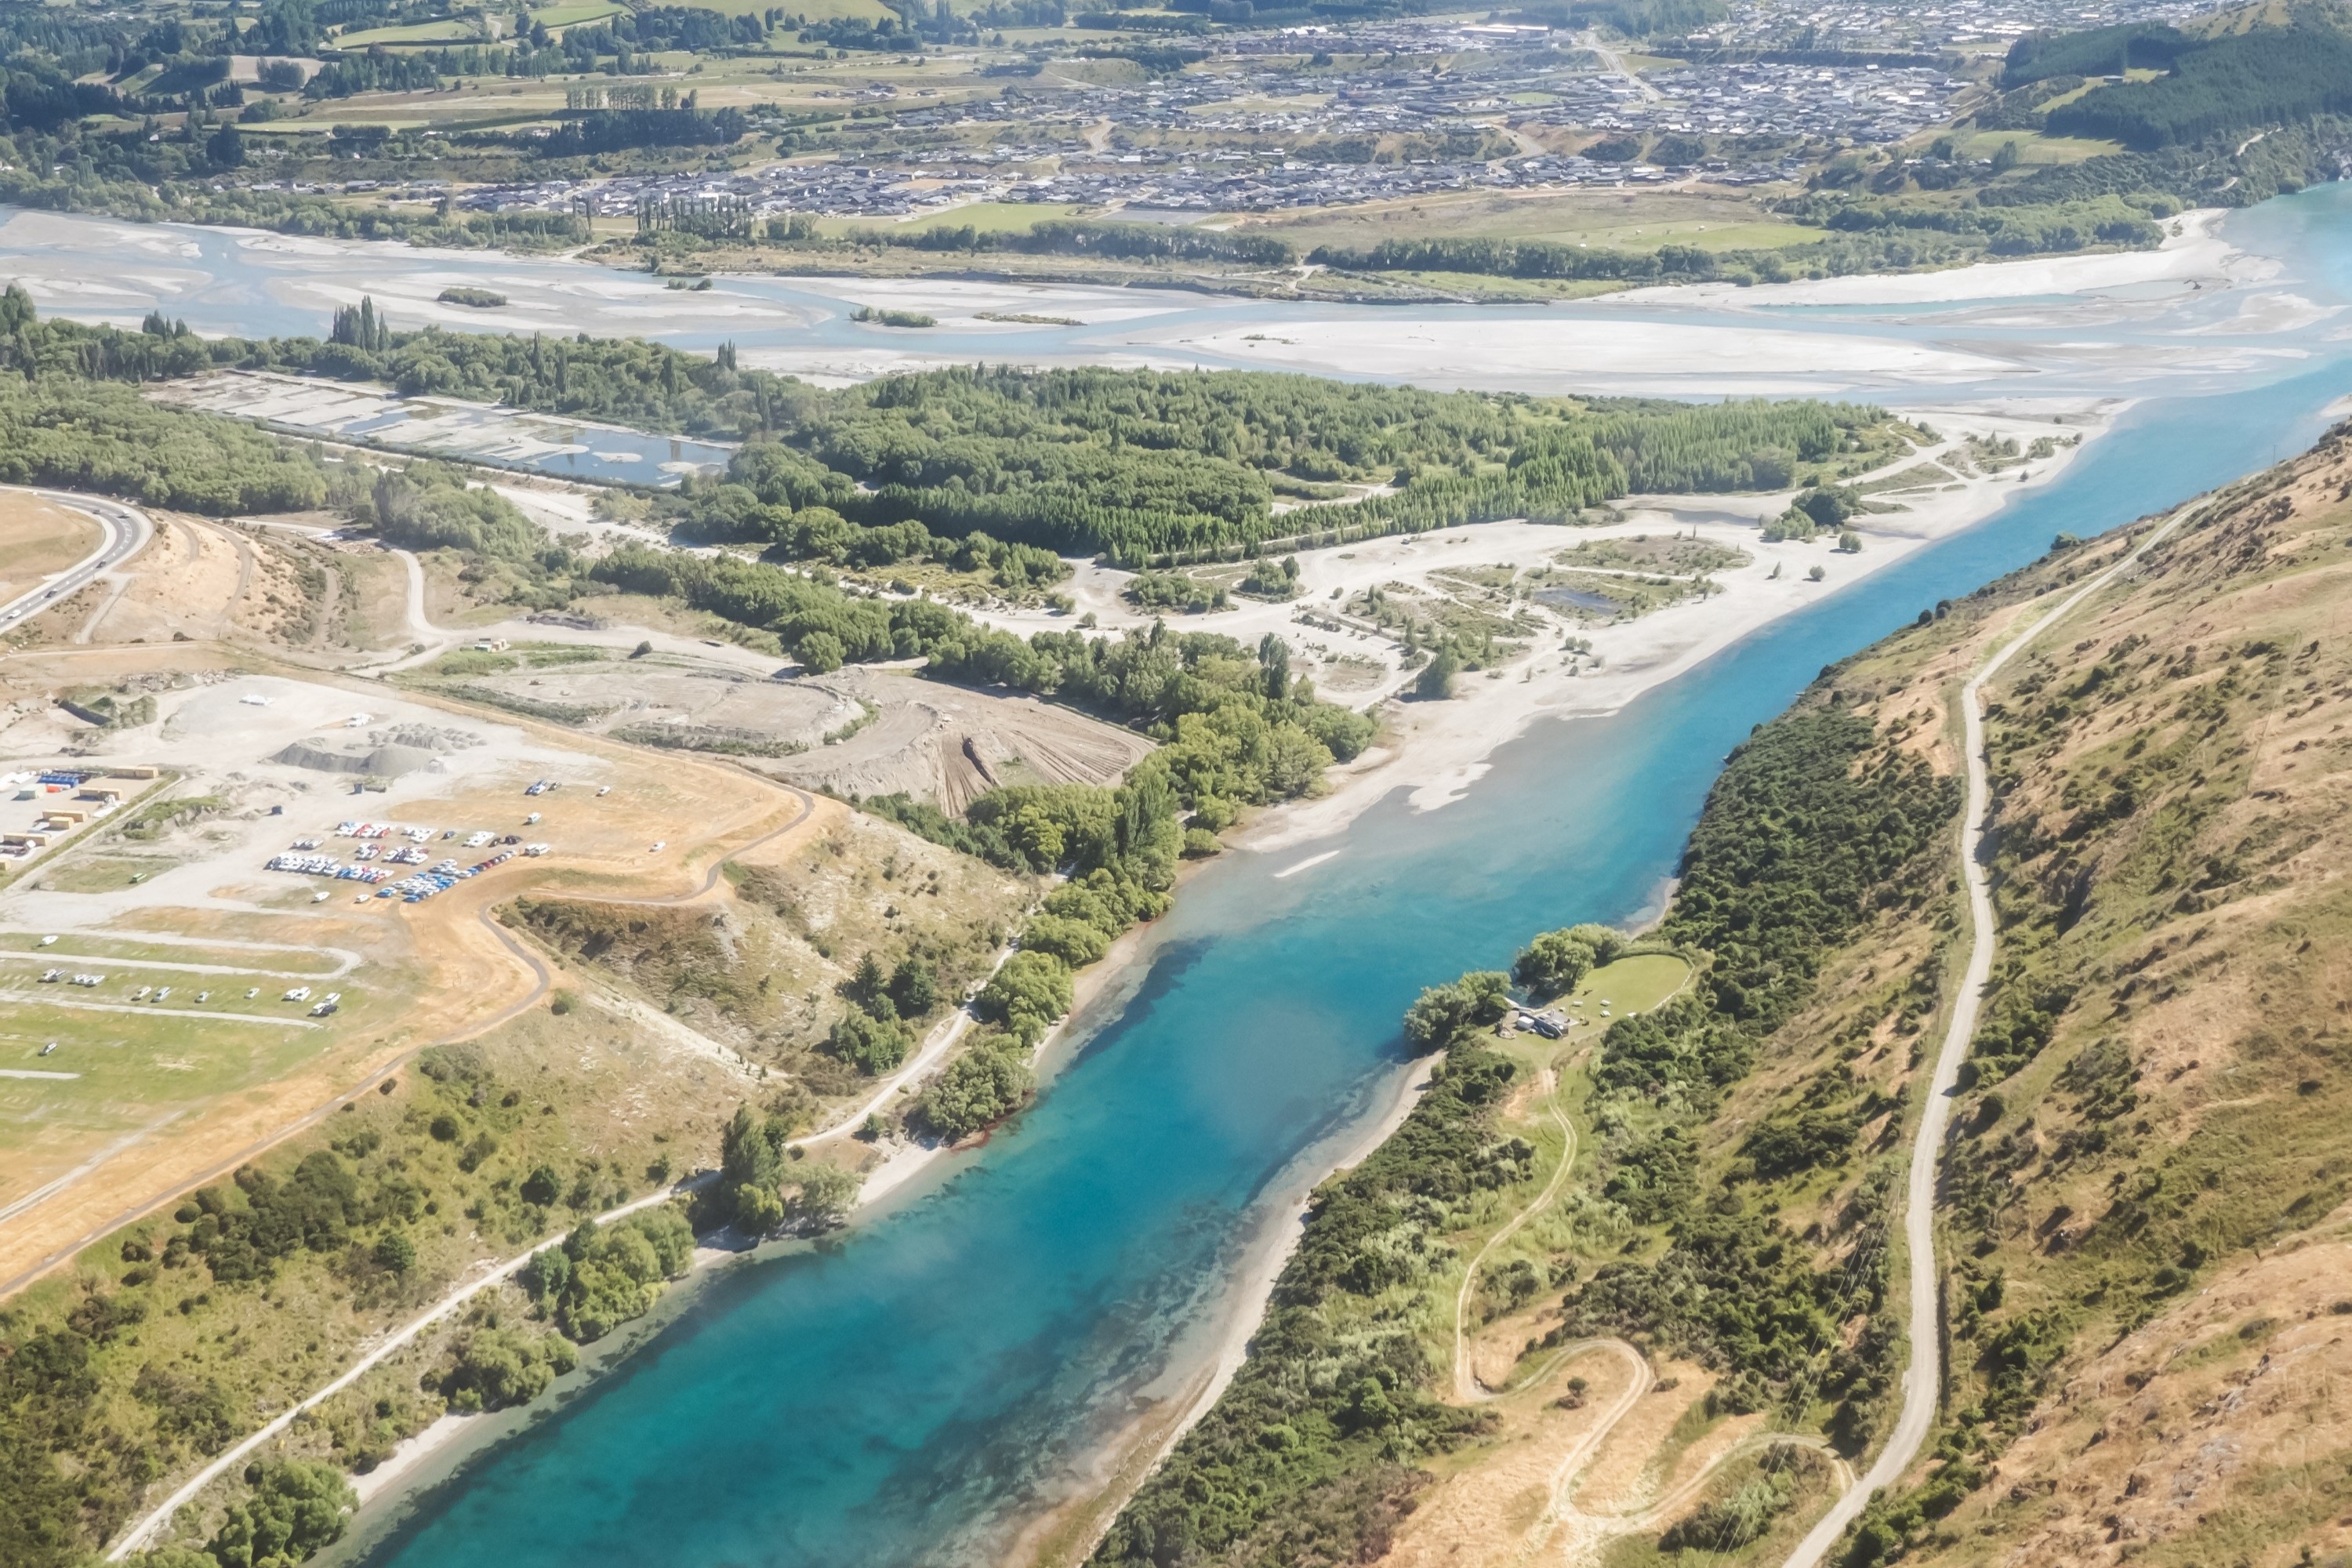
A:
[400,643,1154,815]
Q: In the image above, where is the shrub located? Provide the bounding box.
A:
[1020,913,1113,967]
[826,1007,909,1073]
[916,1043,1033,1141]
[1415,647,1461,700]
[783,1163,862,1230]
[975,950,1074,1046]
[205,1460,354,1568]
[797,630,846,674]
[439,1325,577,1412]
[1403,971,1510,1048]
[1512,929,1596,997]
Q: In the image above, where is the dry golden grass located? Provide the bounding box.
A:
[0,491,100,605]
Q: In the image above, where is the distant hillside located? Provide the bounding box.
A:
[1999,20,2196,87]
[2039,21,2352,148]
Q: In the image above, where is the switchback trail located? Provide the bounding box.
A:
[1454,1065,1576,1403]
[1779,499,2206,1568]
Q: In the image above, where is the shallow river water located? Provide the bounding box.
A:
[17,184,2352,1566]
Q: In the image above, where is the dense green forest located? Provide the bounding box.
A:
[1548,706,1955,1454]
[2042,24,2352,149]
[367,352,1891,561]
[0,375,326,514]
[1093,698,1960,1566]
[0,288,327,514]
[5,291,1892,561]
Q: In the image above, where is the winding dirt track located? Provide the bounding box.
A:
[104,1135,696,1562]
[1442,1084,1720,1563]
[1455,1068,1575,1402]
[1776,499,2205,1568]
[1444,1007,1857,1563]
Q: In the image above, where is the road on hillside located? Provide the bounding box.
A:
[0,488,154,630]
[1780,499,2206,1568]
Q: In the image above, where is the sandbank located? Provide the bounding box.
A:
[1647,207,2256,308]
[350,1413,481,1505]
[1130,315,2016,395]
[764,274,1202,328]
[1268,405,2107,852]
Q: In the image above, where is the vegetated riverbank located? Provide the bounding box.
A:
[1009,1034,1442,1568]
[1234,405,2109,854]
[1091,422,2352,1568]
[253,405,2061,1555]
[323,328,2352,1568]
[1091,671,1965,1568]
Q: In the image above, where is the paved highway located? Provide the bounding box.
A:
[0,488,154,631]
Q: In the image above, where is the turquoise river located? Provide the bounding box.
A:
[13,183,2349,1568]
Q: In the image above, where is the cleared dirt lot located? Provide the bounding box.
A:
[405,644,1154,814]
[765,666,1155,813]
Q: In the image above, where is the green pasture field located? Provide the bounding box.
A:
[1949,128,2127,165]
[0,931,350,976]
[334,17,483,45]
[819,201,1092,238]
[1563,953,1692,1022]
[528,0,626,27]
[30,853,185,894]
[0,1001,334,1148]
[1356,270,1628,300]
[687,0,891,18]
[1252,187,1824,257]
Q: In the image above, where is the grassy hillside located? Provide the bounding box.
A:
[1862,423,2352,1567]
